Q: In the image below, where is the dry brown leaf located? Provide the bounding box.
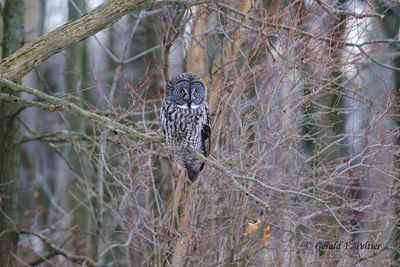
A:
[244,218,270,244]
[261,224,271,243]
[245,219,262,236]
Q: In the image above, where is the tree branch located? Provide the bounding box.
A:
[0,0,217,80]
[0,78,163,143]
[314,0,384,20]
[186,146,330,210]
[19,130,92,144]
[19,230,101,267]
[214,3,392,49]
[0,78,334,213]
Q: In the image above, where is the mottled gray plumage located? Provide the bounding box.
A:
[160,73,211,182]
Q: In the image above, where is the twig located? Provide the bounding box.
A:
[19,230,102,267]
[0,0,221,80]
[19,130,92,144]
[122,44,161,64]
[314,0,384,20]
[0,79,354,225]
[187,146,271,209]
[213,4,393,49]
[1,79,273,211]
[0,78,163,143]
[357,45,400,72]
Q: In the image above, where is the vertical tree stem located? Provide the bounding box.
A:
[0,0,24,266]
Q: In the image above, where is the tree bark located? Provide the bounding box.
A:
[0,0,24,266]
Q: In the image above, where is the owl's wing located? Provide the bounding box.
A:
[160,101,167,136]
[198,122,211,175]
[201,114,211,158]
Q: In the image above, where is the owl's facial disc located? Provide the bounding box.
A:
[172,79,204,109]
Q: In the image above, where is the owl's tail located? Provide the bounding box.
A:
[184,153,205,182]
[186,165,200,182]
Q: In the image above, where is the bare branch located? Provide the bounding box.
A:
[186,146,330,211]
[19,230,101,267]
[214,3,392,48]
[0,0,219,80]
[19,130,92,144]
[314,0,384,20]
[0,78,163,143]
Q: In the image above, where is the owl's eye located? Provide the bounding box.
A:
[192,87,199,97]
[179,88,186,97]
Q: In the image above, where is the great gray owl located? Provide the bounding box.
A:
[160,73,211,182]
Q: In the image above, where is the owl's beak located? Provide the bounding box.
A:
[188,92,198,109]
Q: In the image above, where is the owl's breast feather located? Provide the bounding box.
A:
[160,101,207,150]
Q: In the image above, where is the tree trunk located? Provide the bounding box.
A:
[0,0,24,266]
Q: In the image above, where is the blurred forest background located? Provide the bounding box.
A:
[0,0,400,266]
